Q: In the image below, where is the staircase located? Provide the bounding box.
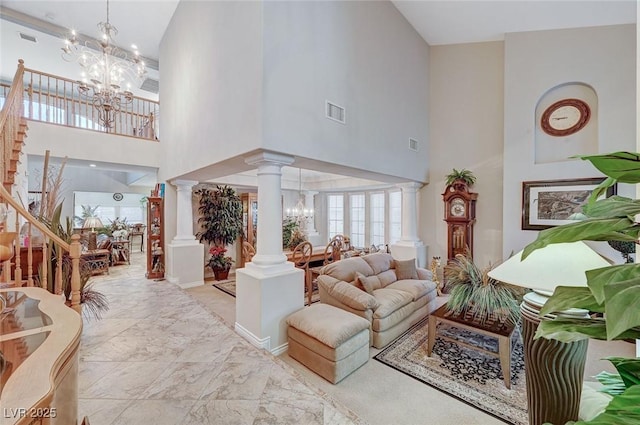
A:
[0,59,82,313]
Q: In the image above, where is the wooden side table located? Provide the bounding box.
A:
[111,240,130,265]
[427,304,516,389]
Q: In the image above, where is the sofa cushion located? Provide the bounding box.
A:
[385,279,436,301]
[372,288,413,319]
[322,257,374,283]
[318,276,380,311]
[377,270,398,288]
[372,298,417,332]
[395,258,418,280]
[356,272,379,294]
[362,252,394,275]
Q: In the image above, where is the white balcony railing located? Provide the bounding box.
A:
[1,63,159,141]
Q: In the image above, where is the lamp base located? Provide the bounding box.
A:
[520,292,588,425]
[88,232,98,251]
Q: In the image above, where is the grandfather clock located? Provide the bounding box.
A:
[443,181,478,261]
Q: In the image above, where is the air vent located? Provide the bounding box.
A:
[140,77,159,94]
[19,32,37,43]
[409,138,419,151]
[326,100,345,124]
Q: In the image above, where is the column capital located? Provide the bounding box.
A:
[396,181,424,192]
[302,190,319,196]
[245,151,295,168]
[170,179,199,189]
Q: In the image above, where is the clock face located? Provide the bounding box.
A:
[541,98,591,137]
[450,198,466,217]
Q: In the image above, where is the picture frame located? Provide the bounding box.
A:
[521,177,617,231]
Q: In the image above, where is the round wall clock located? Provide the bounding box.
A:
[113,192,123,201]
[540,98,591,137]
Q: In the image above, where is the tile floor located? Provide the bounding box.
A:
[78,252,364,425]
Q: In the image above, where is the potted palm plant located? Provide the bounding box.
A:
[194,185,243,280]
[445,168,476,187]
[523,151,640,424]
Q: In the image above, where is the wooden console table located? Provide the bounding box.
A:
[427,304,516,389]
[0,287,82,425]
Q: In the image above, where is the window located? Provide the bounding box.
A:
[349,194,365,248]
[389,191,402,244]
[327,194,344,239]
[370,193,385,246]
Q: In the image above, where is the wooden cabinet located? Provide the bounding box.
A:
[146,197,164,279]
[238,193,257,267]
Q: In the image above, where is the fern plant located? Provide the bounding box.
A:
[444,251,522,325]
[445,168,476,187]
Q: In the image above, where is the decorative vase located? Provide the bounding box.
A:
[0,232,18,262]
[212,267,230,281]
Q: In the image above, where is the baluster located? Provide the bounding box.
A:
[55,246,63,296]
[14,211,21,285]
[70,234,81,313]
[27,222,33,287]
[41,240,48,290]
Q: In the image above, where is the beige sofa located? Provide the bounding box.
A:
[317,252,438,348]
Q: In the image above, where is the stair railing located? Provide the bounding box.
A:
[0,59,82,313]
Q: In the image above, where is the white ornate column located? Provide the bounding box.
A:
[303,190,321,245]
[166,179,204,288]
[236,152,304,355]
[390,182,428,267]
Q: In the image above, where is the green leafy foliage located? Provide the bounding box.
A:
[195,185,243,247]
[445,168,476,186]
[443,251,522,325]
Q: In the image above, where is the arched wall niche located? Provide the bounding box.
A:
[534,82,598,164]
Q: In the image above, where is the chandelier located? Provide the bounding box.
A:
[286,168,314,226]
[61,0,146,129]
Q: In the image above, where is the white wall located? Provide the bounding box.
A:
[262,1,430,183]
[23,121,162,169]
[158,0,264,183]
[424,41,505,267]
[503,24,636,257]
[27,160,152,223]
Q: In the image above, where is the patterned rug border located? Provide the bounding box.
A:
[211,279,237,297]
[373,317,527,425]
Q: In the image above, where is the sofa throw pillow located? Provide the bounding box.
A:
[356,272,376,295]
[395,258,418,280]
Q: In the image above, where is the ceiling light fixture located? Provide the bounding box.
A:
[61,0,146,130]
[286,168,313,225]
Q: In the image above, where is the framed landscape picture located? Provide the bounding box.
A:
[521,178,616,231]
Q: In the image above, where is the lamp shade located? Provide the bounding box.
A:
[487,241,611,293]
[83,216,104,229]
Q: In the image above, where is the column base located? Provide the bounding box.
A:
[235,265,304,353]
[166,242,204,289]
[390,242,428,268]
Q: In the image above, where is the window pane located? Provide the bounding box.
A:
[119,206,145,224]
[389,191,402,244]
[369,193,385,246]
[350,194,365,248]
[327,194,344,240]
[96,206,116,227]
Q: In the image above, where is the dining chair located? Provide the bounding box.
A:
[242,241,256,263]
[291,241,313,305]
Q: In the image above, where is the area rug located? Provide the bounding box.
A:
[212,279,320,304]
[374,317,528,425]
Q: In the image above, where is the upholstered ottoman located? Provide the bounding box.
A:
[286,303,370,384]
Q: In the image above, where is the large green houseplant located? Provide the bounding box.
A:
[194,185,243,279]
[522,152,640,424]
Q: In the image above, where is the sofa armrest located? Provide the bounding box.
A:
[417,267,434,281]
[317,276,380,311]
